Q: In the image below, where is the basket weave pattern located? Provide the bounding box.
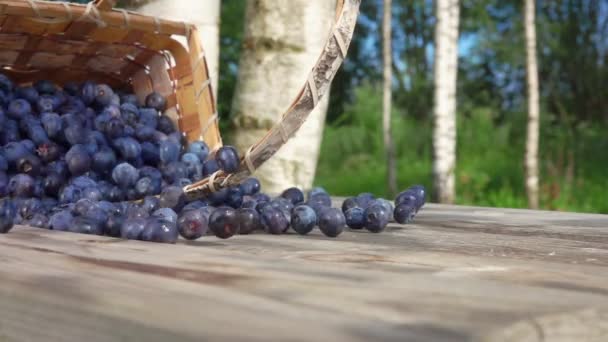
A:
[0,0,360,199]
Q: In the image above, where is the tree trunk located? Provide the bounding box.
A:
[129,0,221,94]
[383,0,397,197]
[230,0,335,194]
[524,0,540,209]
[432,0,460,204]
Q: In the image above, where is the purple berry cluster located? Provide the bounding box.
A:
[0,74,426,242]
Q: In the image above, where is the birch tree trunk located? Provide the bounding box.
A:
[432,0,460,204]
[129,0,221,94]
[524,0,540,209]
[383,0,397,197]
[230,0,335,193]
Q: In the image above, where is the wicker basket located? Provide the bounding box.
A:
[0,0,360,199]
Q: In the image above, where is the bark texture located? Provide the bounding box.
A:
[230,0,336,193]
[383,0,397,196]
[524,0,540,209]
[432,0,460,204]
[130,0,221,94]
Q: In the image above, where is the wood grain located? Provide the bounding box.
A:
[0,204,607,341]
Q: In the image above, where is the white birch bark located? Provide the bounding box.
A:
[432,0,460,204]
[131,0,221,94]
[524,0,540,209]
[383,0,397,197]
[230,0,335,193]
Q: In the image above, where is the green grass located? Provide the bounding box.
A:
[315,85,608,214]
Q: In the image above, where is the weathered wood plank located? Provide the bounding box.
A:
[1,204,607,341]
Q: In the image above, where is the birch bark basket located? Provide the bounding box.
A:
[432,0,460,204]
[229,0,336,194]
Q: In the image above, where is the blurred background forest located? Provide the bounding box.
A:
[78,0,607,213]
[218,1,608,213]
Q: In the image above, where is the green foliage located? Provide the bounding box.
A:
[316,85,608,214]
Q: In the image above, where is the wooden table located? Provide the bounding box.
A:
[1,204,607,342]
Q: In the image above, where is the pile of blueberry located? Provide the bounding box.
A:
[0,74,426,243]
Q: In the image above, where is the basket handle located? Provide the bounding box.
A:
[92,0,115,11]
[183,0,361,199]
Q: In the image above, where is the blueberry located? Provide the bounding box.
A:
[62,124,86,146]
[159,140,180,164]
[105,214,125,237]
[82,187,103,201]
[65,145,92,176]
[215,146,239,173]
[318,208,345,238]
[135,177,161,197]
[240,178,261,196]
[80,81,96,105]
[181,153,203,180]
[145,92,167,112]
[208,207,239,239]
[152,208,178,224]
[141,141,161,165]
[307,187,327,200]
[281,187,305,205]
[356,192,376,209]
[73,198,95,216]
[49,210,74,231]
[0,199,16,233]
[0,73,14,92]
[33,79,56,94]
[291,205,317,235]
[36,95,57,113]
[161,161,189,184]
[27,213,50,229]
[203,159,220,176]
[260,207,289,235]
[63,82,80,96]
[395,190,417,208]
[138,197,159,214]
[344,207,365,229]
[178,208,209,240]
[120,93,139,106]
[394,204,416,224]
[141,217,178,243]
[364,204,390,233]
[43,173,65,196]
[2,142,30,165]
[236,208,261,235]
[121,218,146,240]
[134,124,155,142]
[114,137,141,161]
[71,217,105,235]
[341,197,359,213]
[16,86,39,104]
[139,108,159,128]
[225,186,244,208]
[0,172,7,196]
[7,99,31,119]
[8,174,35,197]
[92,148,117,174]
[187,141,209,162]
[308,193,332,208]
[182,200,208,211]
[159,186,185,212]
[157,115,176,134]
[95,84,114,107]
[37,142,62,163]
[126,205,149,220]
[111,163,139,188]
[25,122,48,146]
